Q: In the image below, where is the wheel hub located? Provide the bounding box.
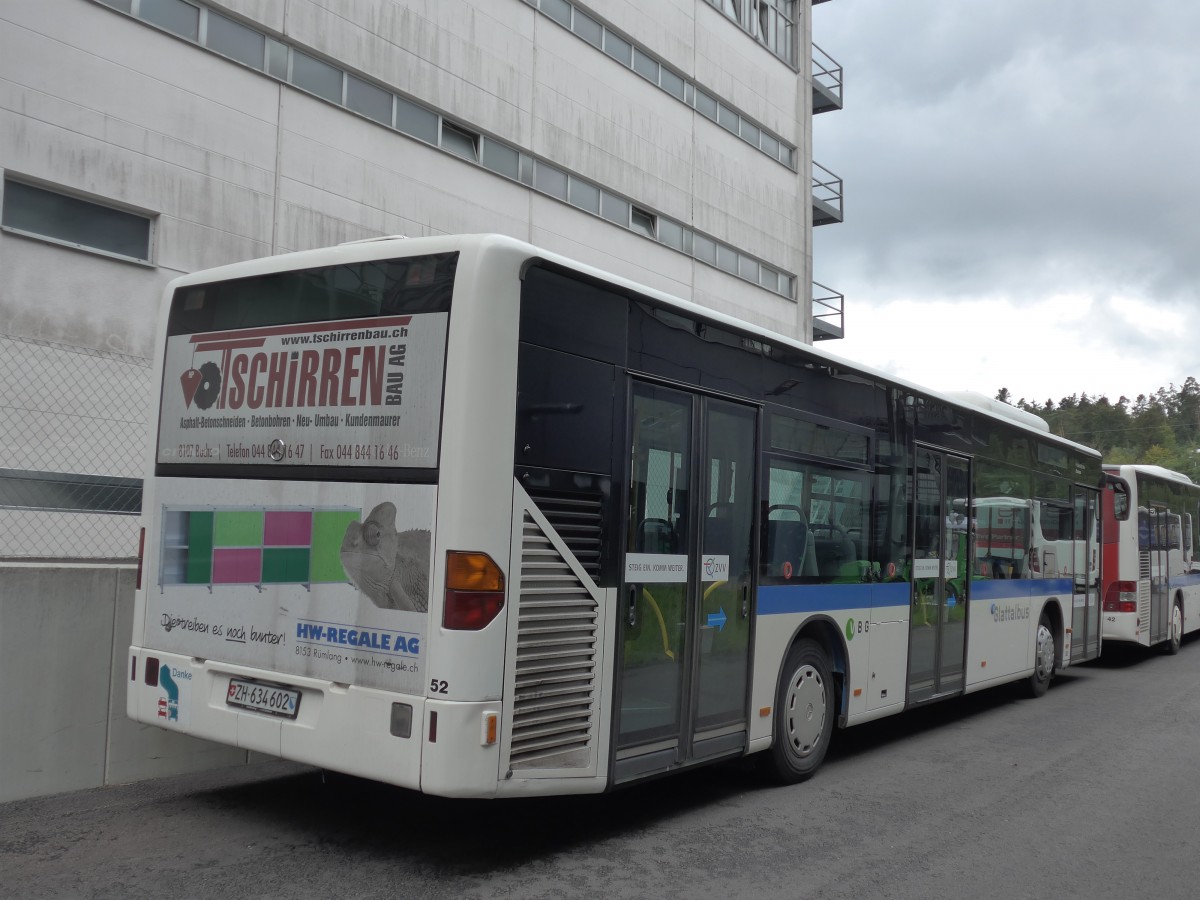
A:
[785,666,826,757]
[1035,623,1054,679]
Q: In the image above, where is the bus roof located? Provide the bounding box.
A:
[163,233,1101,459]
[1104,464,1195,485]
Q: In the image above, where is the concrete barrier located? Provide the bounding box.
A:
[0,565,249,803]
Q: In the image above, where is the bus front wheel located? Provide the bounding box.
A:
[1027,614,1055,698]
[763,639,834,783]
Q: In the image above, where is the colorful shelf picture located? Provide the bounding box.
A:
[160,507,361,587]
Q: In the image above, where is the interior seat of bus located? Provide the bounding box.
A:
[764,506,818,579]
[811,526,858,578]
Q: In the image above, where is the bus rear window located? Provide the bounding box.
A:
[167,253,457,336]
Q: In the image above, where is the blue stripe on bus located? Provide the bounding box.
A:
[969,578,1072,600]
[1169,572,1200,588]
[758,582,909,615]
[758,578,1076,616]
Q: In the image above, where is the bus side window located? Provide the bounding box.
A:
[1112,485,1129,520]
[1137,507,1150,551]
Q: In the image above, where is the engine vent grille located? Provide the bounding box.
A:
[1138,553,1151,631]
[524,490,603,581]
[509,511,599,770]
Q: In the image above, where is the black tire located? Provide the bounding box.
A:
[761,639,835,783]
[1027,614,1055,698]
[1164,600,1183,655]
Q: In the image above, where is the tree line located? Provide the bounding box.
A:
[994,379,1200,479]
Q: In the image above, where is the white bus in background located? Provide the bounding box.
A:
[1101,464,1200,653]
[127,234,1102,798]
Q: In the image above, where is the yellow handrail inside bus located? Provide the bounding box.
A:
[640,587,674,659]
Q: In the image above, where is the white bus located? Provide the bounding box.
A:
[1101,464,1200,653]
[128,234,1102,797]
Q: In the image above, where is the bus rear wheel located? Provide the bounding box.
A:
[762,639,834,783]
[1164,601,1183,655]
[1027,614,1055,698]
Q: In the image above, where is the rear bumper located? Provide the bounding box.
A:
[1100,610,1143,645]
[127,647,508,796]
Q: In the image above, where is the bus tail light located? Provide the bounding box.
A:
[443,551,505,630]
[1103,580,1138,613]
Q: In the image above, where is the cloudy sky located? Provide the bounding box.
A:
[811,0,1200,406]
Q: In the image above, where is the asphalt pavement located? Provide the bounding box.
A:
[3,636,1198,899]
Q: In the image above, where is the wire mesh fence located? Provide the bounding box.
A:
[0,333,152,560]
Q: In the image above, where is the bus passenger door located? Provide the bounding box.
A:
[907,448,970,703]
[615,381,756,780]
[692,398,756,757]
[1072,486,1101,661]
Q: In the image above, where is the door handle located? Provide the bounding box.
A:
[741,584,750,619]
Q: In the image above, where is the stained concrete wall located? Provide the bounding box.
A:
[0,566,249,803]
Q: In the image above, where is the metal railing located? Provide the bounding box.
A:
[812,161,844,225]
[812,42,843,113]
[812,281,845,340]
[0,333,151,560]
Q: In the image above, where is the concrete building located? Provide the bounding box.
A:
[1,0,845,555]
[0,0,843,798]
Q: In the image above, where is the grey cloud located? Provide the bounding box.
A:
[813,0,1200,307]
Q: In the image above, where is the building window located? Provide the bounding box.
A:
[603,31,633,67]
[291,50,343,103]
[266,38,288,79]
[542,0,572,28]
[2,179,153,263]
[630,207,656,239]
[633,48,659,83]
[572,9,603,47]
[568,177,601,214]
[205,11,264,69]
[395,96,438,144]
[482,140,520,180]
[534,162,568,200]
[658,219,690,253]
[140,0,199,41]
[346,75,392,125]
[441,123,480,162]
[601,192,630,226]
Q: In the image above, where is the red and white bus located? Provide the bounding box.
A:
[1101,464,1200,653]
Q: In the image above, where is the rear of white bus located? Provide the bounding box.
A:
[127,235,555,797]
